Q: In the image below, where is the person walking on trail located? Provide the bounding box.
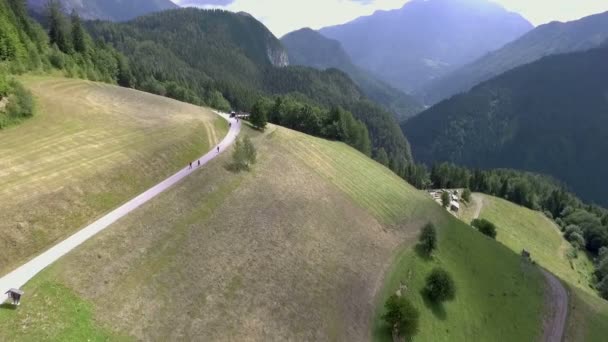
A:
[197,160,200,167]
[217,146,220,153]
[189,162,192,169]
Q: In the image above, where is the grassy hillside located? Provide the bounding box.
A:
[461,194,596,293]
[566,288,608,341]
[0,76,226,276]
[458,194,608,341]
[0,123,550,341]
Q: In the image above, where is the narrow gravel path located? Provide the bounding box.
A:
[1,112,240,304]
[540,269,569,342]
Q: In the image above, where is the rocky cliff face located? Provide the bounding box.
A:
[268,47,289,67]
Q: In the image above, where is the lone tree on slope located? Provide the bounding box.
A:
[250,99,268,130]
[382,294,420,338]
[441,191,450,208]
[471,218,497,239]
[419,223,438,255]
[424,268,456,303]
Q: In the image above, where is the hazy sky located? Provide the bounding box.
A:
[173,0,608,37]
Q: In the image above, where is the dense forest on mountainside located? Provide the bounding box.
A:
[320,0,532,93]
[86,8,414,172]
[27,0,177,22]
[281,28,423,120]
[0,0,128,127]
[404,46,608,209]
[420,11,608,104]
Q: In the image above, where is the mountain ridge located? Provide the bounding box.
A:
[281,27,423,120]
[27,0,178,22]
[420,10,608,104]
[319,0,532,93]
[404,45,608,205]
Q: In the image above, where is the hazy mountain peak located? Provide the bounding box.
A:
[319,0,532,93]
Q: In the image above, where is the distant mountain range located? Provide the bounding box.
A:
[420,11,608,104]
[281,28,423,120]
[403,45,608,205]
[27,0,178,21]
[319,0,532,94]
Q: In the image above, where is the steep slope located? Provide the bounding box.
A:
[0,124,552,341]
[0,76,226,276]
[281,28,423,120]
[27,0,177,22]
[421,11,608,104]
[404,46,608,205]
[460,194,595,293]
[320,0,532,93]
[88,8,413,173]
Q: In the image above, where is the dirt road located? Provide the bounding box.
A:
[540,269,568,342]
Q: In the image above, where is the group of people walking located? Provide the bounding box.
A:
[188,145,221,170]
[188,116,236,170]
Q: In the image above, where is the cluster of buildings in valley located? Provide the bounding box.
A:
[428,189,461,213]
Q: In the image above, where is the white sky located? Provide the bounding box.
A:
[173,0,608,37]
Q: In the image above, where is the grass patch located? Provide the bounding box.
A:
[565,287,608,341]
[474,194,595,293]
[0,270,128,341]
[0,76,227,275]
[372,216,545,341]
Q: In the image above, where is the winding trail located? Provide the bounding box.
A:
[540,269,569,342]
[0,112,240,304]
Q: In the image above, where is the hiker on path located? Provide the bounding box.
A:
[197,160,200,167]
[217,146,220,153]
[189,162,192,169]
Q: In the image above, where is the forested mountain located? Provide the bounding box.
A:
[281,28,423,120]
[87,8,413,172]
[420,11,608,104]
[319,0,532,93]
[27,0,178,22]
[403,46,608,206]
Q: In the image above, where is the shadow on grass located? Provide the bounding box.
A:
[224,163,250,173]
[414,244,433,261]
[0,303,17,311]
[420,289,447,320]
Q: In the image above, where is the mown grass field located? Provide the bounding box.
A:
[0,76,227,275]
[467,194,595,293]
[0,124,551,341]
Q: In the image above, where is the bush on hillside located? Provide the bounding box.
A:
[471,218,497,239]
[424,268,456,303]
[382,294,420,338]
[599,276,608,300]
[250,98,270,130]
[441,191,450,208]
[462,188,471,203]
[230,136,257,171]
[568,232,586,250]
[418,223,437,255]
[1,80,34,129]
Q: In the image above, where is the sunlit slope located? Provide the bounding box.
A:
[1,125,548,341]
[0,76,226,275]
[468,194,595,293]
